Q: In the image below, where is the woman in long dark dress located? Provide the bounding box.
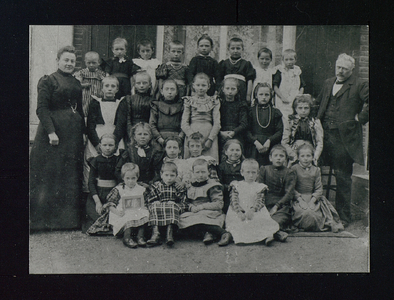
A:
[30,46,84,230]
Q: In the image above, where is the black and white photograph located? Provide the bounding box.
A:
[28,25,369,274]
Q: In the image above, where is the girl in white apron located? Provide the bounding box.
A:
[273,49,305,123]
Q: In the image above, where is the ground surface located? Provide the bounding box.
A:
[29,220,369,273]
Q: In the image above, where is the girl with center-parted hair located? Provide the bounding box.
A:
[115,122,163,187]
[187,34,220,96]
[281,94,323,167]
[181,73,221,162]
[106,163,149,248]
[247,82,283,166]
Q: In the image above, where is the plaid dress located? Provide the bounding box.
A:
[146,181,187,226]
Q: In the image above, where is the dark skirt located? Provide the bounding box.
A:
[82,186,113,233]
[247,134,276,166]
[30,108,84,230]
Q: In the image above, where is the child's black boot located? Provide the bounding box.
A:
[166,224,174,246]
[147,226,161,246]
[137,226,147,247]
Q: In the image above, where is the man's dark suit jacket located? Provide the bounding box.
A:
[316,74,369,165]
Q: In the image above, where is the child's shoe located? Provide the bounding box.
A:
[123,237,138,248]
[147,226,162,247]
[264,236,275,246]
[203,232,214,245]
[137,237,147,247]
[218,232,233,247]
[137,227,147,247]
[273,230,288,242]
[166,224,174,246]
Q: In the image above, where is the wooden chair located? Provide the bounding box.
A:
[321,165,336,199]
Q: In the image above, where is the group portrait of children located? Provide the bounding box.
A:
[30,29,369,251]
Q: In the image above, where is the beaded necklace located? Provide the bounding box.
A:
[229,57,242,65]
[256,105,271,128]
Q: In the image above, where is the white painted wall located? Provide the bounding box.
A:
[29,25,73,140]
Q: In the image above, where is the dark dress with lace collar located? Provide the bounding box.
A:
[30,69,84,230]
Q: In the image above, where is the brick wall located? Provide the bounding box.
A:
[359,25,369,81]
[359,25,369,170]
[73,25,88,71]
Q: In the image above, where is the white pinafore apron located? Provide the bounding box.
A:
[82,97,125,192]
[225,181,279,244]
[275,65,301,122]
[109,184,149,236]
[86,97,124,158]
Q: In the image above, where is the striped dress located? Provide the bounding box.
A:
[73,68,106,117]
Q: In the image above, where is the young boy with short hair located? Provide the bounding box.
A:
[155,40,190,99]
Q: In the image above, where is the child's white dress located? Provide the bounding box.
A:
[108,184,149,236]
[274,64,302,120]
[132,58,161,92]
[252,66,275,92]
[225,181,279,244]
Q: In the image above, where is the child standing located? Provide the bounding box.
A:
[102,37,141,99]
[291,144,344,232]
[84,134,119,234]
[83,76,122,194]
[257,145,297,242]
[218,37,256,104]
[86,76,123,157]
[113,71,153,146]
[145,162,187,246]
[273,49,306,121]
[179,159,233,246]
[187,35,220,96]
[107,163,149,248]
[252,47,276,94]
[155,40,190,99]
[218,77,248,158]
[225,159,279,245]
[115,122,163,187]
[247,83,283,166]
[149,79,184,150]
[218,139,244,214]
[73,51,106,119]
[181,73,221,162]
[282,94,323,167]
[132,38,161,96]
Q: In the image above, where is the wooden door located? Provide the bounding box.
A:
[295,26,361,98]
[78,25,157,67]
